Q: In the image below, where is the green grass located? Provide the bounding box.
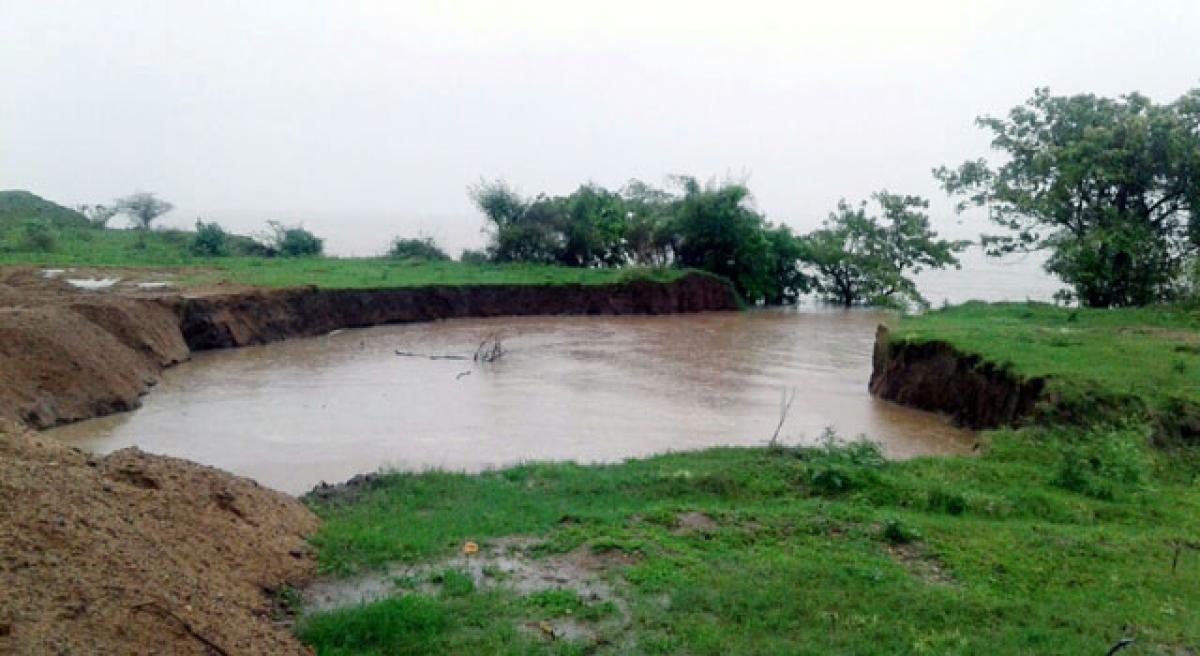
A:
[0,220,691,289]
[296,303,1200,654]
[301,428,1200,655]
[892,302,1200,429]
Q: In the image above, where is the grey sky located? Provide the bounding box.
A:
[2,0,1198,255]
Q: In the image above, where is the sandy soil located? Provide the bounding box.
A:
[0,420,320,654]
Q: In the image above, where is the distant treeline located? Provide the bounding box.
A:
[465,176,964,308]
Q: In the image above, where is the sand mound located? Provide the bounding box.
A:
[0,423,320,654]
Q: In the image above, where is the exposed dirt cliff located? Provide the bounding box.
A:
[0,268,738,429]
[869,325,1046,429]
[0,421,319,655]
[180,272,739,350]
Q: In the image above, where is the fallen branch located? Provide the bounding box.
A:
[456,370,472,380]
[473,333,504,363]
[394,350,468,361]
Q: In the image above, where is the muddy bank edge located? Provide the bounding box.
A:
[869,325,1046,430]
[0,272,739,429]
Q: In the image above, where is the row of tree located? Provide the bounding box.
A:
[458,87,1200,309]
[466,177,965,307]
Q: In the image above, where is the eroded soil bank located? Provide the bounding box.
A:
[869,325,1046,429]
[0,268,738,429]
[0,421,319,654]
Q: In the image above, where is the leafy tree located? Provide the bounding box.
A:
[763,223,807,304]
[671,177,778,302]
[559,184,627,267]
[935,87,1200,307]
[77,204,119,229]
[261,220,323,257]
[621,179,678,266]
[115,192,173,230]
[469,180,562,263]
[797,193,966,308]
[188,219,229,256]
[388,236,450,261]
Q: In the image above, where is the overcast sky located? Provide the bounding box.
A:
[2,1,1198,255]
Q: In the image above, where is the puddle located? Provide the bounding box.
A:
[303,537,633,643]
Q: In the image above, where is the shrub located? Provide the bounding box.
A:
[1052,423,1152,500]
[881,518,920,544]
[19,219,56,252]
[388,236,449,261]
[260,220,323,257]
[188,219,229,256]
[459,248,489,265]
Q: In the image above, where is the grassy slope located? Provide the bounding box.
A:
[301,304,1200,655]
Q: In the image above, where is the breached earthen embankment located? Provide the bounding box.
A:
[869,325,1045,430]
[0,269,739,429]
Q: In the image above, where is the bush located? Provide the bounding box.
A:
[1053,423,1152,500]
[19,219,56,252]
[388,236,449,261]
[881,518,920,544]
[188,219,229,256]
[459,248,489,265]
[261,220,323,257]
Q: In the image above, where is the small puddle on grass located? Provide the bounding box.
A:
[303,537,633,643]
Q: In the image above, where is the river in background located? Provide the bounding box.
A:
[48,249,1062,493]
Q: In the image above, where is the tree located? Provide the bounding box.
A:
[558,184,628,267]
[797,193,966,308]
[260,221,323,257]
[935,87,1200,307]
[388,236,450,261]
[671,177,778,302]
[188,219,229,256]
[115,192,173,230]
[77,204,119,229]
[469,180,563,263]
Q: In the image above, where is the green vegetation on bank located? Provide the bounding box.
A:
[298,304,1200,655]
[302,429,1199,654]
[894,302,1200,436]
[0,191,693,289]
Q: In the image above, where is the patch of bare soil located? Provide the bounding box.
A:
[886,542,956,586]
[0,422,320,654]
[672,511,719,534]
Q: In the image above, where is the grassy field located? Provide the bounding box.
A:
[893,302,1200,429]
[0,202,687,289]
[297,304,1200,655]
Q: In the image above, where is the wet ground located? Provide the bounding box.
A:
[49,307,975,494]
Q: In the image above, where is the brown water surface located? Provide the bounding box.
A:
[48,308,972,493]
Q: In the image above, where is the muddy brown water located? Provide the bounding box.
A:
[47,308,975,494]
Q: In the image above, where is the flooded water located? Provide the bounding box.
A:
[50,309,972,494]
[47,248,1062,493]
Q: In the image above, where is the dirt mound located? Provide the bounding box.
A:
[0,300,187,429]
[0,422,320,654]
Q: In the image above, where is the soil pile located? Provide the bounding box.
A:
[0,421,320,654]
[0,268,188,429]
